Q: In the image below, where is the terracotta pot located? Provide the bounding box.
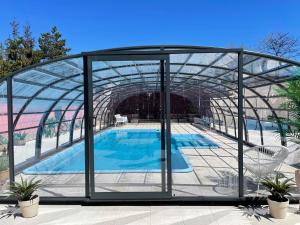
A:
[14,139,26,146]
[18,196,39,218]
[0,169,9,182]
[267,197,289,219]
[295,170,300,187]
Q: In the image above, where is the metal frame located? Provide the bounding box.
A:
[86,53,172,200]
[237,51,244,197]
[83,55,93,198]
[0,45,299,203]
[7,77,15,184]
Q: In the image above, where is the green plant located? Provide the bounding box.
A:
[74,121,81,129]
[42,118,57,138]
[0,155,9,171]
[261,173,293,202]
[9,177,41,201]
[276,78,300,144]
[0,135,8,145]
[14,132,26,141]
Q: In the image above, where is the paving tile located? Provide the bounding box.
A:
[9,123,299,199]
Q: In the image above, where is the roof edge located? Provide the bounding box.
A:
[1,45,300,83]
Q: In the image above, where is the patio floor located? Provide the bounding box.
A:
[0,204,299,225]
[15,123,299,198]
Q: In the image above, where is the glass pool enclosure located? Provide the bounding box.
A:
[0,45,300,202]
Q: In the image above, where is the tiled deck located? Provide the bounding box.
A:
[1,204,300,225]
[16,123,299,198]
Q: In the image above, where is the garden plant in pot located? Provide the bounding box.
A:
[261,173,293,219]
[10,177,42,218]
[0,155,9,183]
[14,133,26,146]
[0,135,8,153]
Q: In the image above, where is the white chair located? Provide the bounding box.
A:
[284,143,300,165]
[114,114,128,126]
[122,115,128,123]
[243,145,289,194]
[114,114,123,126]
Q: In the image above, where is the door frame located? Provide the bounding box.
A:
[83,53,172,200]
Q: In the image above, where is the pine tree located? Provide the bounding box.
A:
[6,20,21,61]
[0,21,71,77]
[0,43,7,77]
[5,20,23,72]
[38,26,70,60]
[21,24,35,64]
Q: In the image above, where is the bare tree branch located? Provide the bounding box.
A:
[259,32,300,58]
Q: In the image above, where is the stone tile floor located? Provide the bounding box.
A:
[0,204,299,225]
[15,123,299,198]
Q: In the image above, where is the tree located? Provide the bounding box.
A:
[277,78,300,143]
[20,24,35,64]
[259,32,299,58]
[1,21,41,76]
[5,20,22,62]
[20,24,43,66]
[4,20,24,72]
[38,26,70,60]
[0,21,71,77]
[0,43,9,77]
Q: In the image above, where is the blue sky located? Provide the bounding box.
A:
[0,0,299,54]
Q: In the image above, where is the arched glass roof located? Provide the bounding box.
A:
[1,45,300,157]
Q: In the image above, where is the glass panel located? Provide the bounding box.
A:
[180,65,203,74]
[15,113,42,130]
[12,80,41,97]
[14,127,37,166]
[37,88,66,99]
[0,133,9,194]
[14,60,85,197]
[0,81,9,195]
[38,60,81,77]
[170,53,239,198]
[41,123,58,154]
[12,98,27,114]
[73,118,83,141]
[244,57,287,74]
[58,121,72,146]
[24,99,55,113]
[15,70,60,84]
[53,80,79,89]
[242,61,300,198]
[91,58,165,195]
[63,90,82,100]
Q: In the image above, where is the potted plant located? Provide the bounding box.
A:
[10,177,41,218]
[0,135,8,153]
[0,155,9,182]
[43,118,57,138]
[261,174,293,219]
[14,133,26,146]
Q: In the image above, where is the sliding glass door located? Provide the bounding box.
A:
[84,54,171,199]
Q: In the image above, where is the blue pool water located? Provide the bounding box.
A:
[23,129,219,174]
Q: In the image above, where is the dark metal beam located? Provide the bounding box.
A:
[237,51,244,198]
[83,55,93,198]
[7,77,15,185]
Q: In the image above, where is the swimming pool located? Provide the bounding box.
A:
[23,129,219,174]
